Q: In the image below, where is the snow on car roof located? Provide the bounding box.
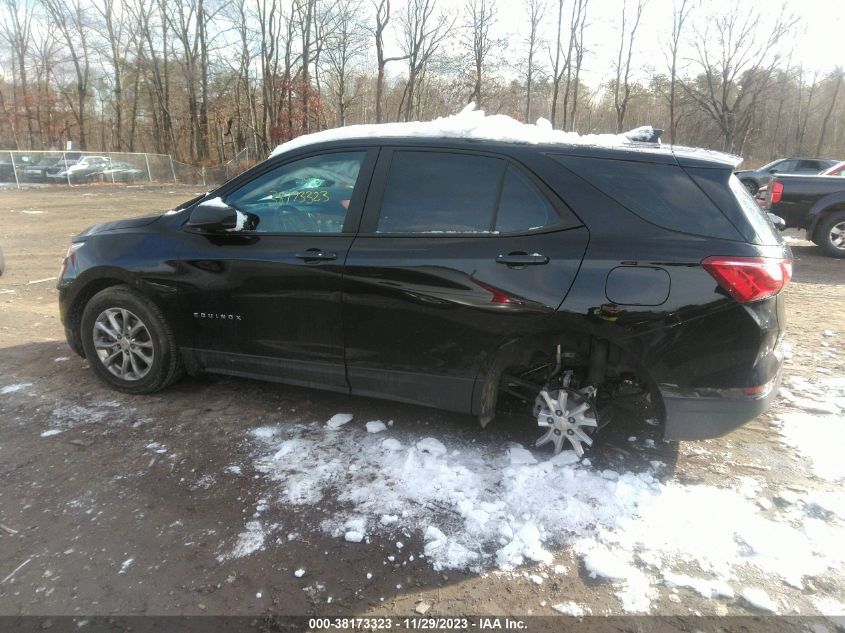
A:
[270,103,653,157]
[270,102,743,167]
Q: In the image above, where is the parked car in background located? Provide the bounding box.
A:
[65,156,111,183]
[44,158,79,182]
[0,159,15,182]
[766,172,845,257]
[22,156,65,181]
[100,161,145,183]
[735,157,839,195]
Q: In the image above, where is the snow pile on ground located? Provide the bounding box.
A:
[270,103,663,158]
[239,414,845,613]
[777,376,845,481]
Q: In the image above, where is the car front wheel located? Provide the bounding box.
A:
[80,286,183,393]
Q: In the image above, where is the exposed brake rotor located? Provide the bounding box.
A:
[534,387,598,457]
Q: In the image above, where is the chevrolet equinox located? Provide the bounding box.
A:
[58,129,791,455]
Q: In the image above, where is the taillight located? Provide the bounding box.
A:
[770,181,783,205]
[701,256,792,303]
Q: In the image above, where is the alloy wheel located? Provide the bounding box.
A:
[92,307,155,381]
[830,221,845,251]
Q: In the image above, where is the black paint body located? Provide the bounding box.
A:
[59,138,791,440]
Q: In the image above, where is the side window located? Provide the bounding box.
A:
[376,152,503,233]
[494,166,558,233]
[225,151,365,233]
[772,160,797,173]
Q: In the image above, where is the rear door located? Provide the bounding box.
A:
[342,147,589,413]
[178,148,376,391]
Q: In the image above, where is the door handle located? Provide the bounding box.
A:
[496,252,549,266]
[295,249,337,262]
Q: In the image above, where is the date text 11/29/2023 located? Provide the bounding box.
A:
[307,617,528,630]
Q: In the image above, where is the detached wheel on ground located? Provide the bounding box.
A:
[80,285,183,393]
[817,210,845,258]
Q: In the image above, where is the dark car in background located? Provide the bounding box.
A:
[735,157,839,195]
[100,161,145,183]
[766,165,845,257]
[58,134,791,456]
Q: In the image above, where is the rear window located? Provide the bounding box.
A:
[727,175,782,246]
[552,155,742,240]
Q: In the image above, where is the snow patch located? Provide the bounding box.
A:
[741,587,779,613]
[270,104,735,165]
[366,420,387,434]
[40,429,64,437]
[779,410,845,481]
[218,521,266,561]
[2,382,33,394]
[326,413,354,430]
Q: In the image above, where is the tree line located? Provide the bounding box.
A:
[1,0,843,167]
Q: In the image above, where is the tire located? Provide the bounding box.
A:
[817,211,845,258]
[741,179,758,195]
[80,285,183,394]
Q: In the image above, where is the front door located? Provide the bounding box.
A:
[178,148,376,391]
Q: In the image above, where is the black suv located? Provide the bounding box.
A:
[58,137,791,455]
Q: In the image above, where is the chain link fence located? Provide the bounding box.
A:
[0,148,258,190]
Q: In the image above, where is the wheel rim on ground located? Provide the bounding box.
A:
[830,221,845,251]
[534,388,598,456]
[92,307,155,381]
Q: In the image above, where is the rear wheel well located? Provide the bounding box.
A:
[66,278,127,356]
[481,332,664,427]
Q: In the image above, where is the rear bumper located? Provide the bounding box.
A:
[660,367,782,440]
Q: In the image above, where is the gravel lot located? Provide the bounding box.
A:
[1,185,844,628]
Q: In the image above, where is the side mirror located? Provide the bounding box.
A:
[186,198,238,232]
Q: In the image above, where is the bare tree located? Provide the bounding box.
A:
[550,0,588,129]
[397,0,453,122]
[462,0,498,108]
[371,0,407,123]
[681,6,798,153]
[43,0,92,149]
[666,0,692,143]
[522,0,545,122]
[94,0,130,149]
[0,0,36,148]
[816,68,843,156]
[324,0,367,126]
[613,0,645,133]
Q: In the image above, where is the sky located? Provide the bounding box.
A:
[383,0,844,89]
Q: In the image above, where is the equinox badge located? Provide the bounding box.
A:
[193,312,242,321]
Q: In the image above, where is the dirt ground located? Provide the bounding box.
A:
[1,185,844,628]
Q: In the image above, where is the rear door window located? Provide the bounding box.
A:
[376,151,502,233]
[375,151,570,234]
[494,166,559,233]
[797,160,822,172]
